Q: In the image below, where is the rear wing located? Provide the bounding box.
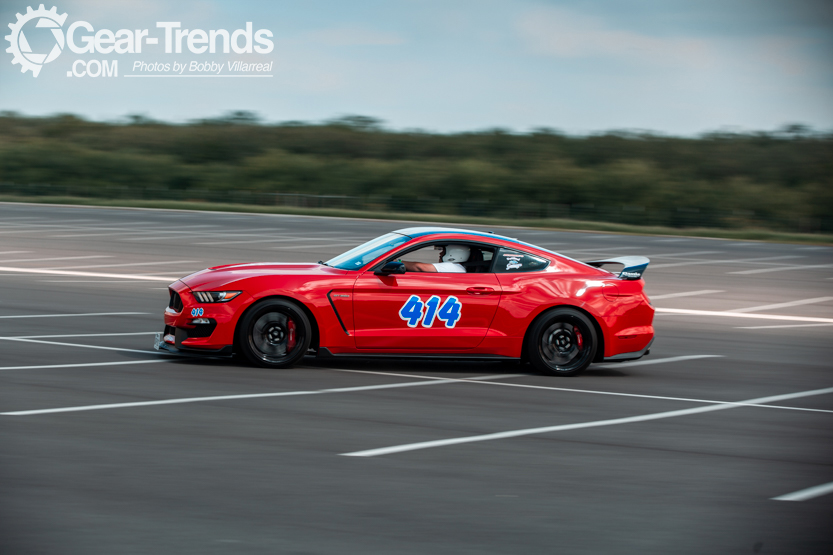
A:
[585,256,650,280]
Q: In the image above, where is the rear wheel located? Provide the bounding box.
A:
[527,308,597,376]
[238,299,311,369]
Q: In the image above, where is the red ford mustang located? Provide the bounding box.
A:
[155,227,654,376]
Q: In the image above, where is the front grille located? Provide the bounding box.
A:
[168,290,183,312]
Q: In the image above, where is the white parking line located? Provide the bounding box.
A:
[0,360,167,372]
[0,251,29,255]
[0,255,111,264]
[649,290,725,300]
[0,337,158,354]
[38,280,173,283]
[340,386,833,457]
[6,332,157,339]
[277,242,362,250]
[42,260,199,271]
[0,373,520,416]
[0,312,149,319]
[594,355,722,368]
[772,481,833,501]
[654,308,833,323]
[728,297,833,313]
[558,247,639,254]
[332,366,833,414]
[643,251,722,259]
[736,323,833,330]
[0,267,177,281]
[196,234,359,246]
[730,264,833,275]
[651,255,801,270]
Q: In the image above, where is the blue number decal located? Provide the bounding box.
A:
[398,295,424,327]
[437,296,462,328]
[190,308,204,317]
[421,295,441,327]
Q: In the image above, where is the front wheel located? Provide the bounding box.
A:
[527,308,597,376]
[238,299,311,369]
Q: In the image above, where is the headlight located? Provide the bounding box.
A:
[193,291,241,303]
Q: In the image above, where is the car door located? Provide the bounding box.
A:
[352,270,501,350]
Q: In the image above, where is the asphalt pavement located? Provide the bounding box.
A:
[1,202,831,554]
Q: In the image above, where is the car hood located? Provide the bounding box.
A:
[178,263,348,290]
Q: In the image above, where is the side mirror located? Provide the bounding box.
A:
[375,261,406,275]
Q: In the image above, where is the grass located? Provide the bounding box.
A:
[2,194,832,245]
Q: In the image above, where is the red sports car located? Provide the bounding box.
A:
[155,227,654,376]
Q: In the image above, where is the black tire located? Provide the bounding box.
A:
[237,299,311,369]
[527,307,597,376]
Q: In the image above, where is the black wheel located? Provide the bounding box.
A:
[237,299,311,369]
[527,307,597,376]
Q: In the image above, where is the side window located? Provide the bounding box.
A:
[494,248,549,273]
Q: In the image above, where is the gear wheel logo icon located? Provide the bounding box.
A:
[5,4,67,77]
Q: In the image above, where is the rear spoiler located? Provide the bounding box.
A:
[585,256,650,280]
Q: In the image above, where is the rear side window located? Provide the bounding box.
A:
[494,248,550,273]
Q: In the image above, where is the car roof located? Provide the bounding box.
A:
[394,227,526,247]
[392,227,589,268]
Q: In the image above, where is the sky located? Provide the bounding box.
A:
[1,0,832,134]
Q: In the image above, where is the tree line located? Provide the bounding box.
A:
[0,112,830,232]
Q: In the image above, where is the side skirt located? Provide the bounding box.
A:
[316,347,519,361]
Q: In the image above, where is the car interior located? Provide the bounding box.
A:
[393,243,496,273]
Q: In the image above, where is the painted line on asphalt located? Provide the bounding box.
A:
[196,234,361,246]
[651,255,801,270]
[0,360,167,372]
[0,373,522,416]
[0,251,30,255]
[332,364,833,415]
[0,312,150,319]
[772,481,833,502]
[0,267,177,281]
[642,251,722,259]
[341,386,833,457]
[0,337,158,354]
[594,354,722,368]
[736,323,833,330]
[730,264,833,275]
[5,332,158,339]
[42,260,199,271]
[277,242,363,250]
[654,308,833,323]
[649,290,724,300]
[728,297,833,313]
[0,255,111,264]
[38,280,172,283]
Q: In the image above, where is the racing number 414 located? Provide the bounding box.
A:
[399,295,462,328]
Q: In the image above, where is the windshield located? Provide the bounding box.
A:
[325,232,411,270]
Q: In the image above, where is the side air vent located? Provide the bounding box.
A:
[168,290,183,312]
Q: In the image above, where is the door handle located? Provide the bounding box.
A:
[466,287,495,295]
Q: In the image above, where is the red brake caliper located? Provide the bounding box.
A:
[574,326,583,350]
[287,319,297,351]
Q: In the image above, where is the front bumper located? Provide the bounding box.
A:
[157,280,248,355]
[154,332,234,357]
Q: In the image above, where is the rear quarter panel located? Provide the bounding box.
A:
[488,263,653,358]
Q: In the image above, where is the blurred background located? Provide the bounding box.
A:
[1,0,832,235]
